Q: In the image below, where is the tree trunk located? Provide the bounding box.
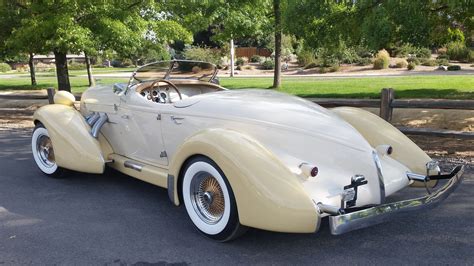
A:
[54,50,71,92]
[85,52,95,87]
[28,52,37,86]
[272,0,282,89]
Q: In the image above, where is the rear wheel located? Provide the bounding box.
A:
[182,156,246,242]
[31,123,65,178]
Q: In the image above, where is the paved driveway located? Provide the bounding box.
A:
[0,129,473,265]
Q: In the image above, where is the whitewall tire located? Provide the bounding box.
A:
[32,123,64,177]
[182,156,246,241]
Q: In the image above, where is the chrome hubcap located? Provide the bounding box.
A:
[190,172,225,224]
[36,134,55,168]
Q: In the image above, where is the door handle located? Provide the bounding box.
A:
[121,115,129,119]
[170,115,184,124]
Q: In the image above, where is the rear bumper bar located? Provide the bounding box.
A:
[328,165,465,235]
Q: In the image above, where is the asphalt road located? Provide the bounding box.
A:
[1,129,473,265]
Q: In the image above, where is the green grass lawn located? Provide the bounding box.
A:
[0,73,473,99]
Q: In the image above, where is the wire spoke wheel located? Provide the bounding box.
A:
[32,124,63,177]
[190,173,226,224]
[36,134,56,168]
[182,157,246,241]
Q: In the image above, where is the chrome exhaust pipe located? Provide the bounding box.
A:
[86,112,100,126]
[91,113,108,138]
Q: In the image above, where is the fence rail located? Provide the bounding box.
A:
[1,87,472,138]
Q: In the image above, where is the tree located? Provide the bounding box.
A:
[272,0,282,88]
[5,1,192,92]
[0,2,42,86]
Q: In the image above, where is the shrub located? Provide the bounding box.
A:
[446,41,471,62]
[235,57,246,66]
[68,62,87,70]
[394,59,408,68]
[329,65,340,72]
[407,57,420,65]
[393,44,431,58]
[355,57,373,66]
[250,55,262,63]
[373,58,386,69]
[183,46,221,65]
[447,65,461,71]
[0,63,12,72]
[407,62,416,70]
[373,49,390,69]
[435,57,450,66]
[297,48,316,66]
[304,62,319,69]
[261,59,274,70]
[243,65,255,70]
[421,59,437,66]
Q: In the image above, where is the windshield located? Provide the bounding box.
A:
[131,60,218,85]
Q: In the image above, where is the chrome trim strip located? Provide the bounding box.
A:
[91,113,108,138]
[328,165,464,235]
[124,160,143,172]
[372,151,386,203]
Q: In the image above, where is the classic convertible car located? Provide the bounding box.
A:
[32,60,464,241]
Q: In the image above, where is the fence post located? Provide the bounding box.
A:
[46,87,55,104]
[380,88,394,121]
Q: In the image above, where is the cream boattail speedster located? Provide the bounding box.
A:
[31,60,465,241]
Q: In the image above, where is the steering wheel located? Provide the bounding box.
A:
[148,79,182,103]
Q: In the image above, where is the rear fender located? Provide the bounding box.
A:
[168,128,318,233]
[332,107,434,176]
[33,104,108,174]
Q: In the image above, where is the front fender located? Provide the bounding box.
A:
[33,104,105,174]
[168,128,319,233]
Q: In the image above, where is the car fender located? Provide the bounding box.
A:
[168,128,319,233]
[33,104,108,174]
[332,107,433,175]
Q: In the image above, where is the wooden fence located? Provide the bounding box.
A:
[235,47,272,58]
[1,87,472,138]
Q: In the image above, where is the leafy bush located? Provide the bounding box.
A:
[421,59,437,66]
[68,62,87,70]
[297,48,316,66]
[373,58,386,69]
[304,62,319,69]
[373,49,390,69]
[0,63,12,72]
[393,44,431,58]
[183,46,221,65]
[407,57,420,65]
[355,57,373,66]
[394,59,408,68]
[407,62,416,70]
[446,42,472,62]
[435,58,450,66]
[250,55,262,63]
[447,65,461,71]
[261,59,274,70]
[235,57,246,66]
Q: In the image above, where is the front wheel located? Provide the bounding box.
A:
[182,156,246,242]
[31,123,65,178]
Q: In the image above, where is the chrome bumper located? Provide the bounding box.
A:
[328,165,465,235]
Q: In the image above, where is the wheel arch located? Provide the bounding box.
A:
[168,128,319,233]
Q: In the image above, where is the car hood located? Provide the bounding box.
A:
[175,89,372,152]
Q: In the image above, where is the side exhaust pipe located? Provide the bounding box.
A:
[91,113,108,138]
